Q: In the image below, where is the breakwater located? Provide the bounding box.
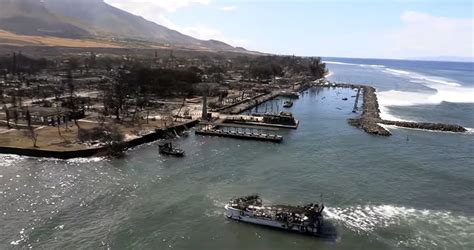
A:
[319,83,467,136]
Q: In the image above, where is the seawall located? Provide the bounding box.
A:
[0,120,199,159]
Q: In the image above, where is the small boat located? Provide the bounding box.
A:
[225,195,325,236]
[159,142,184,157]
[283,100,293,108]
[180,130,190,137]
[342,98,348,101]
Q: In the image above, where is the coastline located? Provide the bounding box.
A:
[0,120,199,159]
[313,82,468,136]
[325,71,334,78]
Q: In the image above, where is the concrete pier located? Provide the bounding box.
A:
[195,127,283,143]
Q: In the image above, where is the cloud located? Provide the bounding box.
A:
[392,11,474,57]
[104,0,248,48]
[181,24,249,47]
[219,5,237,11]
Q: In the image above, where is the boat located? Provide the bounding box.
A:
[263,112,298,126]
[279,91,300,99]
[225,195,325,236]
[158,142,184,157]
[283,100,293,108]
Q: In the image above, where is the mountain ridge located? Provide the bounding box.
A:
[0,0,246,52]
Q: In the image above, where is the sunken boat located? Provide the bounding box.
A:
[283,100,293,108]
[225,195,325,236]
[158,142,184,157]
[263,112,298,126]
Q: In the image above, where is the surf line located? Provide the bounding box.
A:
[315,82,467,136]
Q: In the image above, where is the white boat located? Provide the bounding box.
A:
[225,195,325,236]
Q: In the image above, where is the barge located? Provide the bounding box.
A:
[225,195,325,236]
[159,142,184,157]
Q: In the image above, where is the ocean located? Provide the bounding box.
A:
[0,58,473,249]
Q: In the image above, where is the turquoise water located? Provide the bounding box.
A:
[1,59,473,249]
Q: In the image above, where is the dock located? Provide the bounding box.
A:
[195,127,283,143]
[223,116,299,129]
[217,83,311,115]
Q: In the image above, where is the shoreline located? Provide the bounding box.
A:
[0,120,199,159]
[1,81,469,159]
[325,71,334,78]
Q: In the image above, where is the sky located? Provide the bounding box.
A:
[104,0,474,59]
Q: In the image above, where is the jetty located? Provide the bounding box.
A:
[316,82,468,136]
[352,87,361,113]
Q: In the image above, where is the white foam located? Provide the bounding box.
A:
[66,157,105,164]
[324,61,386,69]
[0,154,26,167]
[324,61,357,66]
[465,128,474,134]
[325,71,334,78]
[376,67,474,121]
[384,68,411,75]
[384,68,462,87]
[325,204,474,247]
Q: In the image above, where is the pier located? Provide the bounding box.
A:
[216,83,311,115]
[195,124,283,143]
[223,115,299,129]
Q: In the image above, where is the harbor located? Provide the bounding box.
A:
[2,82,472,249]
[1,72,473,249]
[314,82,468,136]
[204,80,468,142]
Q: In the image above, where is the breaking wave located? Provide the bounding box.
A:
[465,128,474,134]
[325,204,474,248]
[377,67,474,121]
[325,60,473,122]
[383,68,462,87]
[324,61,386,68]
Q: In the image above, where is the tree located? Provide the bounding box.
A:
[308,57,327,78]
[55,106,66,141]
[25,109,38,148]
[3,106,10,129]
[105,68,129,120]
[13,109,18,126]
[68,57,80,72]
[0,80,3,103]
[66,69,82,131]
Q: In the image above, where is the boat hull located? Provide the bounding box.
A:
[225,205,320,236]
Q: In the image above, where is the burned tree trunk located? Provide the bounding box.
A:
[25,109,38,148]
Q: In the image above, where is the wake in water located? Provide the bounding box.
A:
[0,154,27,168]
[325,204,474,248]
